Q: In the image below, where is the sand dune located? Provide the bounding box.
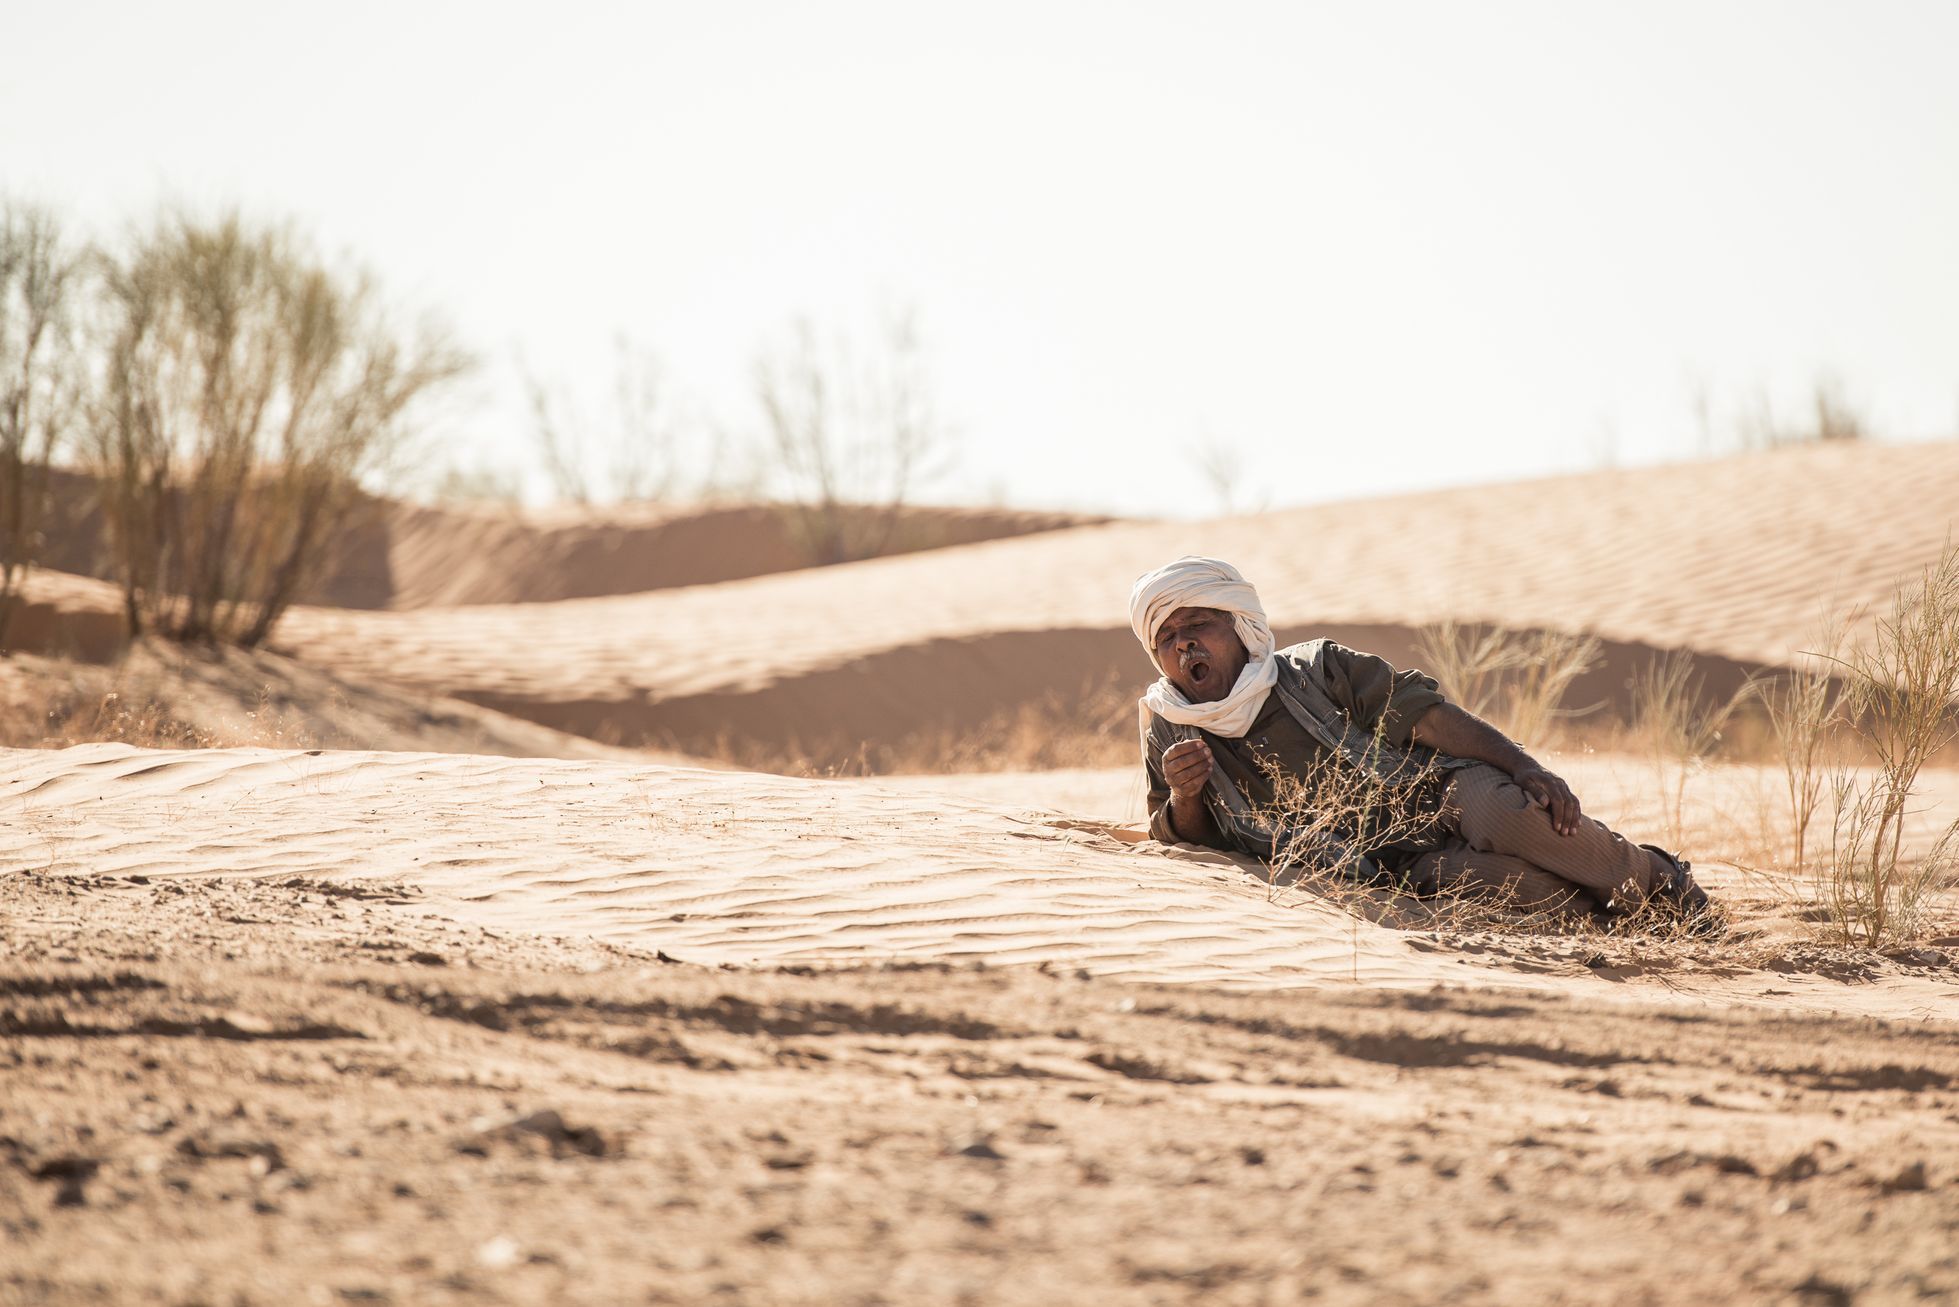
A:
[6,743,1953,1016]
[0,641,693,762]
[254,441,1959,756]
[0,744,1437,992]
[28,467,1106,611]
[376,500,1111,608]
[16,444,1954,762]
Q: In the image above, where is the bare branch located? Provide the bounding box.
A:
[752,307,950,566]
[0,199,88,647]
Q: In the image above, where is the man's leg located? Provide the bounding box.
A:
[1439,764,1669,906]
[1403,841,1604,923]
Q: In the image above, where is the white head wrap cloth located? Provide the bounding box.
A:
[1128,556,1280,740]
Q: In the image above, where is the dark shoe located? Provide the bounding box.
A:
[1639,844,1724,936]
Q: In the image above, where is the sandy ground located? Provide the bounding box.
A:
[4,744,1958,1305]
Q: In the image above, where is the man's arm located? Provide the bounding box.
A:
[1408,702,1584,836]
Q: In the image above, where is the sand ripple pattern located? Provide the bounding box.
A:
[2,745,1433,990]
[8,745,1957,1020]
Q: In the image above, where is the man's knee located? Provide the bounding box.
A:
[1445,764,1539,851]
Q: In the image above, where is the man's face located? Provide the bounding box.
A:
[1152,606,1249,703]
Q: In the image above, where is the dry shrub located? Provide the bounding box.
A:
[33,686,215,750]
[755,307,947,566]
[88,212,465,647]
[1245,730,1618,939]
[1819,540,1959,946]
[1631,651,1751,854]
[1757,611,1851,873]
[524,335,732,506]
[1250,720,1445,899]
[1733,375,1872,450]
[1413,621,1601,744]
[0,644,319,751]
[0,200,88,646]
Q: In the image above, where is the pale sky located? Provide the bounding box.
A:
[5,0,1956,516]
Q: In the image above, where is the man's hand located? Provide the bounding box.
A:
[1514,764,1582,836]
[1412,703,1586,837]
[1162,738,1215,802]
[1159,737,1220,846]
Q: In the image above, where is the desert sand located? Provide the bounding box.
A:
[5,445,1959,1304]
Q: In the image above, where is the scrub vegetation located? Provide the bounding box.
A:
[1630,651,1753,856]
[90,213,466,646]
[0,201,88,647]
[0,194,467,651]
[1818,540,1959,946]
[1412,621,1602,746]
[755,308,947,566]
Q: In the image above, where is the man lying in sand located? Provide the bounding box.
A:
[1131,556,1718,930]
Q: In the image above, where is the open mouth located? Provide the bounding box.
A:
[1181,652,1212,683]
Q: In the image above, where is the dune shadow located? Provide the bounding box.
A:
[452,621,1779,773]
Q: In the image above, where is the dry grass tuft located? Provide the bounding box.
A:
[1251,721,1446,901]
[28,687,217,750]
[0,643,318,752]
[1757,611,1852,874]
[1413,621,1601,745]
[1819,540,1959,947]
[1630,651,1752,856]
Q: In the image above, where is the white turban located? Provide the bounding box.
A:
[1128,555,1280,739]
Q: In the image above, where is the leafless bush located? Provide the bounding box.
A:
[754,307,947,565]
[1734,376,1871,450]
[1250,720,1446,899]
[88,212,466,646]
[1820,541,1959,946]
[524,335,719,505]
[1242,731,1600,945]
[1757,611,1851,873]
[0,200,89,647]
[1631,651,1752,853]
[1187,435,1264,517]
[1413,622,1601,745]
[426,460,524,507]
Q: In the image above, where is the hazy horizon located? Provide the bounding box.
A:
[6,0,1956,518]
